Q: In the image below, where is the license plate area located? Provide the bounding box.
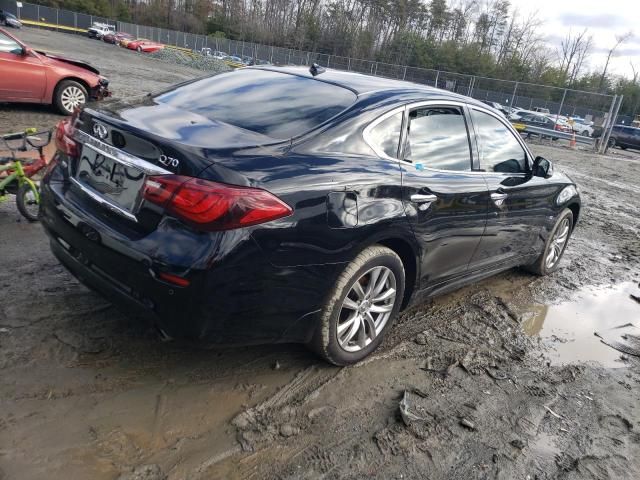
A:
[74,144,145,217]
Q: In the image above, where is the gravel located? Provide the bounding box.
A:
[148,48,232,73]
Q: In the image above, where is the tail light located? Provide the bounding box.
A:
[142,175,293,231]
[55,112,79,158]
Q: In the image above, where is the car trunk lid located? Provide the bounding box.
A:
[67,101,284,226]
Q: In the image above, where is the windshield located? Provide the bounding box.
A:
[154,69,357,140]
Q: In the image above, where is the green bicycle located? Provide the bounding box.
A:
[0,128,52,222]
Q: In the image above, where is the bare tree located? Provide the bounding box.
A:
[599,31,633,90]
[558,28,592,84]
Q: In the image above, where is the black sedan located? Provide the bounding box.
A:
[41,66,580,365]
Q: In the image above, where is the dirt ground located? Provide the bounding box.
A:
[2,28,640,480]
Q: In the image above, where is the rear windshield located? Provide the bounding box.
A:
[154,69,357,140]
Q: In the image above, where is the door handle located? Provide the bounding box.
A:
[410,194,438,203]
[491,192,508,207]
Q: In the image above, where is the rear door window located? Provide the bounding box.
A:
[403,106,472,171]
[471,109,527,173]
[154,69,357,140]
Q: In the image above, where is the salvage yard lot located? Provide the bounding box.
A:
[1,27,640,480]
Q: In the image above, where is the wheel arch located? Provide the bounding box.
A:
[52,77,90,102]
[566,202,580,230]
[376,236,418,309]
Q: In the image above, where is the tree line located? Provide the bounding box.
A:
[32,0,640,118]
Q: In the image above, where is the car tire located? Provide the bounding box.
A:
[581,130,590,137]
[309,245,405,366]
[525,208,573,276]
[54,80,87,115]
[608,137,617,148]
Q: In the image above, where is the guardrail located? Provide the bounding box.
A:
[518,125,595,146]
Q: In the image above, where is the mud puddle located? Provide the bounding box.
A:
[521,282,640,367]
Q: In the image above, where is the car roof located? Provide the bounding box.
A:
[249,66,486,107]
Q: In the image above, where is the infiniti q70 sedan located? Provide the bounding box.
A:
[41,66,580,365]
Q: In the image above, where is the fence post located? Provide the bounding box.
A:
[555,89,567,125]
[467,76,475,97]
[510,82,519,109]
[600,95,622,154]
[74,12,77,29]
[434,70,440,88]
[402,66,407,80]
[270,46,274,63]
[56,9,58,30]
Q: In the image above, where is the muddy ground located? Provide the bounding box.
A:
[2,27,640,480]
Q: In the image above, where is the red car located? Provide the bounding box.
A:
[126,39,164,53]
[0,28,110,115]
[103,31,134,45]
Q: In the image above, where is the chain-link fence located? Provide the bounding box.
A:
[1,0,619,133]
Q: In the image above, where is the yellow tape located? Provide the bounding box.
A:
[21,19,86,33]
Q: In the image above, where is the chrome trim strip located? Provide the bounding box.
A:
[362,106,406,162]
[70,177,139,222]
[74,129,171,176]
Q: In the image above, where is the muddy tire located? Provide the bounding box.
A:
[54,80,87,115]
[525,208,573,276]
[309,245,405,366]
[16,183,40,222]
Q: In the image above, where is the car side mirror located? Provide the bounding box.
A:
[21,46,32,56]
[533,156,553,178]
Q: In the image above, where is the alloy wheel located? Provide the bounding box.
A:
[337,266,397,353]
[545,217,570,269]
[60,86,86,113]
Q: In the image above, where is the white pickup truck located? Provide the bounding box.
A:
[87,22,115,39]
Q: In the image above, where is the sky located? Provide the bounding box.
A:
[512,0,639,79]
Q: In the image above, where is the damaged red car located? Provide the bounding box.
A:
[0,27,110,115]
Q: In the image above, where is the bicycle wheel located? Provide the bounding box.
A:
[16,183,40,222]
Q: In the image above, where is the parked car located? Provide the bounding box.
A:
[480,100,508,116]
[516,113,571,137]
[0,10,21,28]
[225,55,242,63]
[103,32,133,45]
[507,107,529,121]
[533,107,550,114]
[41,66,580,365]
[212,50,228,60]
[608,125,640,150]
[87,22,115,40]
[126,39,163,53]
[119,36,135,48]
[0,27,110,114]
[568,118,593,137]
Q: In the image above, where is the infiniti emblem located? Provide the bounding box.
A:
[93,122,108,140]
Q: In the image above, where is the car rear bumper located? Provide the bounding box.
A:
[40,164,336,344]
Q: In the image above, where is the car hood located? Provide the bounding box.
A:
[36,51,100,75]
